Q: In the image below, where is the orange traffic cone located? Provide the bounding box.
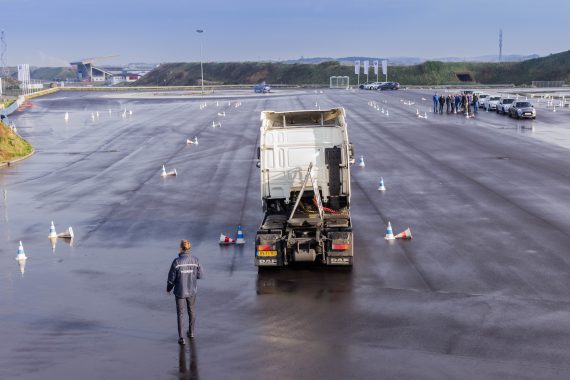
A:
[219,234,236,245]
[395,227,412,240]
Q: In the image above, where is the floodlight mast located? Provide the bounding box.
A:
[196,29,204,94]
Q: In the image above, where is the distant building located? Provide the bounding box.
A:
[70,58,153,84]
[70,58,114,82]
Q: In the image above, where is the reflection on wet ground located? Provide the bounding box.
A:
[178,340,199,380]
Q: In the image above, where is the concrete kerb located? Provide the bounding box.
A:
[0,149,35,169]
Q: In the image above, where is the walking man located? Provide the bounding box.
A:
[167,240,203,345]
[439,95,445,114]
[433,93,438,114]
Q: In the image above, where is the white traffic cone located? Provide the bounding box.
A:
[395,227,412,240]
[193,137,198,145]
[64,112,69,121]
[384,221,395,240]
[386,110,389,117]
[378,177,386,191]
[219,234,236,245]
[48,221,57,238]
[16,241,27,260]
[358,155,365,167]
[96,111,100,118]
[57,227,74,239]
[235,225,245,245]
[161,165,167,177]
[91,112,95,121]
[416,109,419,116]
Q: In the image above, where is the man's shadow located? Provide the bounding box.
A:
[178,340,199,379]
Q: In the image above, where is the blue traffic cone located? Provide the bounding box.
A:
[378,177,386,191]
[48,221,57,238]
[16,241,27,260]
[384,221,395,240]
[236,225,245,245]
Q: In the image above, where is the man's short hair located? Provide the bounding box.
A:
[180,240,191,252]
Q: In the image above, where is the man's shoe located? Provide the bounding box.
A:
[187,330,194,339]
[178,338,186,345]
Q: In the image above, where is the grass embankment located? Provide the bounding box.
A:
[0,121,33,163]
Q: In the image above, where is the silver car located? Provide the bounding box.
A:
[508,101,536,119]
[497,98,515,114]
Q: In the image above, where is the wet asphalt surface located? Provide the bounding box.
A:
[1,89,570,379]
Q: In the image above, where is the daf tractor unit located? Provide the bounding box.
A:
[255,107,354,268]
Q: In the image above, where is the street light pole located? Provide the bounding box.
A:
[196,29,204,94]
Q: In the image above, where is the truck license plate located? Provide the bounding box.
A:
[257,250,278,257]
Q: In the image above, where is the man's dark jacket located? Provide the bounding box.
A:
[167,252,202,298]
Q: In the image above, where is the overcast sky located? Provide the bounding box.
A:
[1,0,569,66]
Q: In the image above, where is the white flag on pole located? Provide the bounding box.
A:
[363,60,369,74]
[382,60,388,76]
[373,60,379,75]
[354,60,360,75]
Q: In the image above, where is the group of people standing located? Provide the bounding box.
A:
[433,93,479,116]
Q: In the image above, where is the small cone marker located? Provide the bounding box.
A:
[16,241,27,260]
[378,177,386,191]
[395,227,412,240]
[57,227,74,239]
[64,112,69,121]
[358,155,365,167]
[235,225,245,244]
[386,110,389,117]
[161,165,178,178]
[48,221,57,238]
[219,234,236,245]
[91,112,95,121]
[384,222,395,240]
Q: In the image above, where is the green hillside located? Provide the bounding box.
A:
[133,50,570,86]
[31,67,76,81]
[0,121,33,163]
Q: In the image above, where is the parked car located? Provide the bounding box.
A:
[379,82,400,90]
[359,81,374,89]
[484,95,501,111]
[497,97,515,114]
[368,82,386,90]
[508,101,536,119]
[254,83,271,93]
